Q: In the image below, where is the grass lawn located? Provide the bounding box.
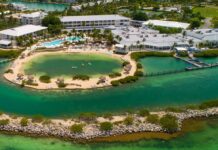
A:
[193,6,218,18]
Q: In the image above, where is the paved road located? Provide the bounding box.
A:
[201,18,212,29]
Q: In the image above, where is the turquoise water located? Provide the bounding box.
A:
[139,57,191,73]
[41,36,83,48]
[0,118,217,150]
[7,0,69,12]
[23,53,123,77]
[1,57,218,117]
[198,57,218,64]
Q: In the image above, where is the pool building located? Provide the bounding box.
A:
[0,25,47,48]
[60,15,130,31]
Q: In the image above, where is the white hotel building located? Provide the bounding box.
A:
[60,15,130,31]
[21,12,47,25]
[0,25,47,48]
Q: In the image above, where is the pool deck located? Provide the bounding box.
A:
[4,48,137,90]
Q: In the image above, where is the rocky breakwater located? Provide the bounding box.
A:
[0,107,217,141]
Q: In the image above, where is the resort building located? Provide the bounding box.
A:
[186,29,218,47]
[11,3,27,11]
[60,15,130,31]
[112,26,188,53]
[143,20,190,29]
[21,12,47,25]
[0,25,47,48]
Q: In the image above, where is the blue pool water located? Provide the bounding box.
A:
[41,36,83,48]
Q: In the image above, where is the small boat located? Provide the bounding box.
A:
[88,62,92,65]
[72,66,77,69]
[81,63,85,66]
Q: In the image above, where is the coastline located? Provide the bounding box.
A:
[0,107,217,142]
[4,49,137,90]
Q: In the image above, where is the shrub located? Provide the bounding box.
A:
[134,70,144,77]
[0,119,9,126]
[70,124,83,133]
[119,76,138,84]
[138,109,150,117]
[160,114,178,132]
[111,80,120,86]
[39,75,51,83]
[146,114,159,124]
[79,112,96,122]
[124,116,134,126]
[136,63,143,69]
[32,115,44,123]
[122,61,130,66]
[199,100,218,109]
[73,75,90,80]
[165,107,185,113]
[57,82,67,88]
[194,50,218,57]
[0,50,22,58]
[109,72,121,78]
[5,69,13,74]
[131,52,173,61]
[100,122,113,131]
[20,118,28,126]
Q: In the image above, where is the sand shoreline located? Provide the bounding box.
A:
[4,48,137,90]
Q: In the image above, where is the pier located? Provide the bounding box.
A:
[144,54,218,77]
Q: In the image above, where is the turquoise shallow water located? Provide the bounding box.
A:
[7,0,69,12]
[0,57,218,117]
[23,53,122,77]
[0,118,217,150]
[139,57,191,73]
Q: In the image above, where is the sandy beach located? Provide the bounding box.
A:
[4,48,137,90]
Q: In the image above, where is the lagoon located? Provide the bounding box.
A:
[7,0,69,12]
[23,53,123,78]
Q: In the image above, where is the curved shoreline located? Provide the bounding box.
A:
[0,107,217,142]
[4,49,137,90]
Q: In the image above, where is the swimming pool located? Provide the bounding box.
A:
[41,36,83,48]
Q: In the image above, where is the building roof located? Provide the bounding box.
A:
[112,26,185,48]
[0,25,47,37]
[21,12,46,18]
[60,15,130,22]
[143,20,190,29]
[186,29,218,41]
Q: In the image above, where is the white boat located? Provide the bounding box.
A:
[72,66,77,69]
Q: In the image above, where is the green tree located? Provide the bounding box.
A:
[190,18,201,29]
[132,11,148,21]
[42,15,62,35]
